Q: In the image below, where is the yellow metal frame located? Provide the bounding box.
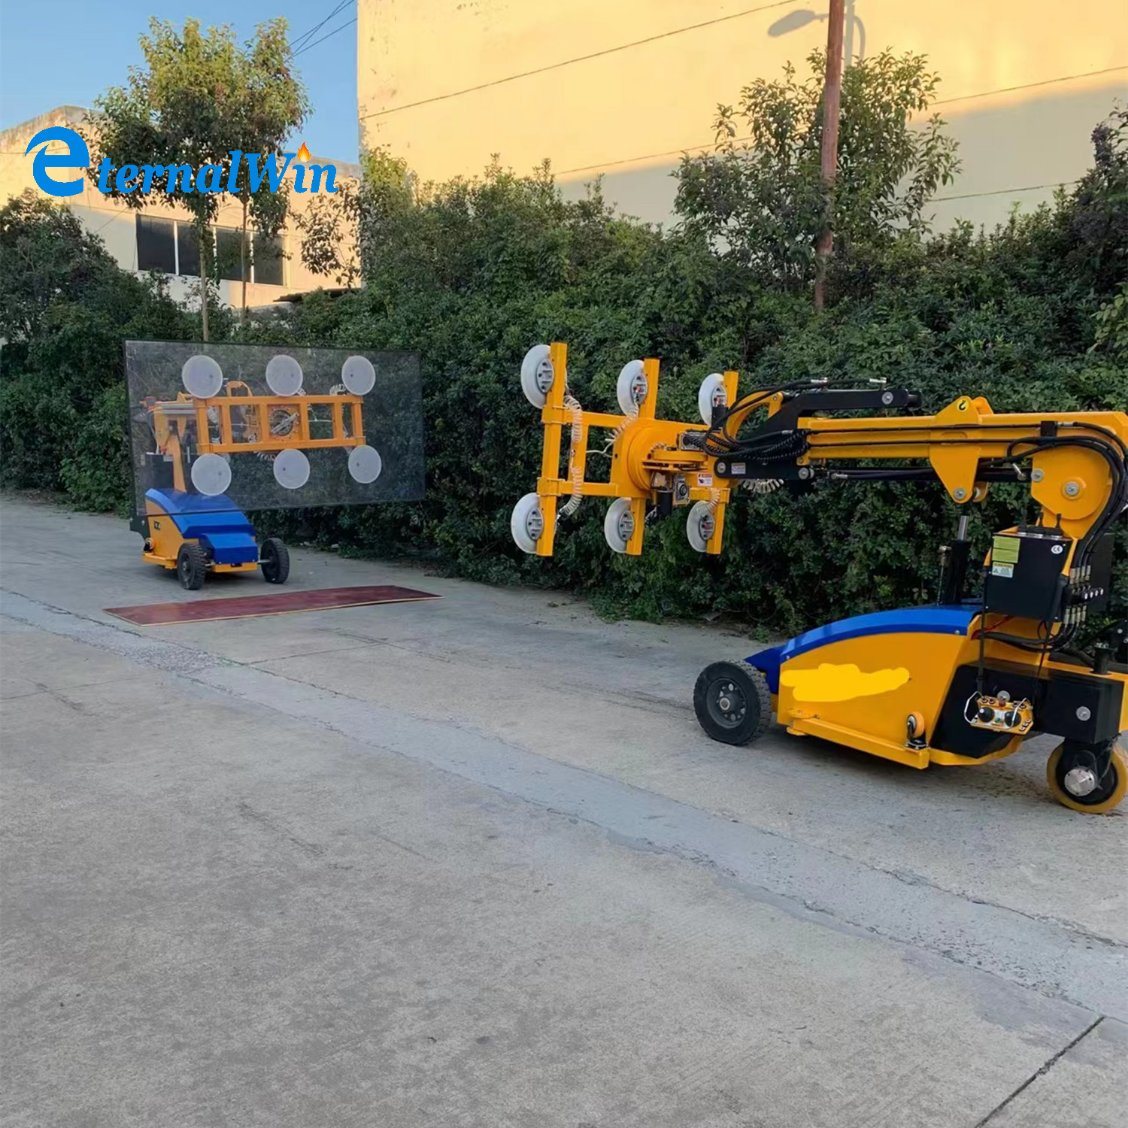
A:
[195,393,365,455]
[145,385,367,493]
[533,342,738,556]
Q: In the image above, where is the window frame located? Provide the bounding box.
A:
[134,215,286,287]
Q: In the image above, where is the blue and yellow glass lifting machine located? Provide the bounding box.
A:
[511,342,1128,813]
[133,352,382,590]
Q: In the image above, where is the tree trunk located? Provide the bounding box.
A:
[814,0,845,312]
[240,196,248,324]
[199,268,209,343]
[198,218,210,342]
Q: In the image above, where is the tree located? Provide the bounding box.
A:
[296,179,362,288]
[297,149,414,288]
[0,191,193,505]
[87,17,309,336]
[674,49,960,299]
[0,193,119,343]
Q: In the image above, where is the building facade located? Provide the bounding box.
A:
[357,0,1127,229]
[0,105,357,309]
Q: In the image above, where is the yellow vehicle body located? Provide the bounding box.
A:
[774,627,1128,771]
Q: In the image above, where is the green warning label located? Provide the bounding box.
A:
[991,535,1021,565]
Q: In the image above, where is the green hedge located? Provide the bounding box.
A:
[2,123,1125,639]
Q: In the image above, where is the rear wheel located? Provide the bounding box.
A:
[260,537,290,584]
[1046,741,1127,814]
[694,660,772,746]
[176,542,206,591]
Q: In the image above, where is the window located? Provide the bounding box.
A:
[215,226,248,282]
[252,232,284,286]
[136,216,175,274]
[135,217,286,286]
[177,224,200,277]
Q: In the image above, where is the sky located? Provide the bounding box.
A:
[0,0,359,162]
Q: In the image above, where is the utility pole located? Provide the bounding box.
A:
[814,0,845,312]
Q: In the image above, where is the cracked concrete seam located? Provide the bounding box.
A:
[972,1016,1105,1127]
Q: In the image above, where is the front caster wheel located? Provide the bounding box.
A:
[694,660,772,746]
[176,542,207,590]
[260,537,290,584]
[1046,741,1127,814]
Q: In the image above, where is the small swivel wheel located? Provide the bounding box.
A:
[1046,740,1127,814]
[694,660,772,745]
[176,542,207,591]
[260,537,290,584]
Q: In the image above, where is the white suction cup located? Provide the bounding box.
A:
[181,354,223,399]
[348,444,383,484]
[520,344,555,408]
[189,452,231,496]
[511,492,545,553]
[616,360,648,416]
[604,497,636,554]
[265,354,304,396]
[341,355,376,396]
[698,373,728,424]
[687,501,717,553]
[273,448,310,490]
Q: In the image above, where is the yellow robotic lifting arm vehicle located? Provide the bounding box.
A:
[511,342,1128,814]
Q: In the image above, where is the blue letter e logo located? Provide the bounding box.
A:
[26,126,90,198]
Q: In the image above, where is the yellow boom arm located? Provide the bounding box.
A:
[515,341,1128,575]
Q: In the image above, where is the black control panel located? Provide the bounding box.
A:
[983,528,1072,621]
[983,528,1114,626]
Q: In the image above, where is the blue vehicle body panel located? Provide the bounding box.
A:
[746,647,785,694]
[146,488,259,565]
[745,606,978,694]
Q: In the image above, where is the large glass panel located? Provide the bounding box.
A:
[125,341,425,515]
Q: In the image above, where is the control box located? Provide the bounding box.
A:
[984,528,1072,622]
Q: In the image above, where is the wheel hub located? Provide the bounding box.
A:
[1064,766,1099,797]
[710,680,746,726]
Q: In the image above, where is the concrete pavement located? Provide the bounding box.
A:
[1,495,1125,1127]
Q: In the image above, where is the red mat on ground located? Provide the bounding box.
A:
[105,585,440,625]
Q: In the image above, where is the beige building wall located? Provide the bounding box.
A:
[0,106,357,309]
[358,0,1128,229]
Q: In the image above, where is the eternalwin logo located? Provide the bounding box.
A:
[25,125,337,199]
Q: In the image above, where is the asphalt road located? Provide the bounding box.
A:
[1,495,1125,1128]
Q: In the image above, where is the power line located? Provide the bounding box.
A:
[557,66,1128,176]
[934,65,1126,106]
[931,180,1079,203]
[291,1,352,53]
[293,17,356,58]
[359,0,800,121]
[560,141,713,177]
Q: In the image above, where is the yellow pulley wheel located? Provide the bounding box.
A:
[1046,742,1128,814]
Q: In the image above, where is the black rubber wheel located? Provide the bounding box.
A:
[694,660,772,746]
[260,537,290,584]
[176,542,207,591]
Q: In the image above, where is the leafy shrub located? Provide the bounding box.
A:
[1,94,1124,639]
[0,192,195,509]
